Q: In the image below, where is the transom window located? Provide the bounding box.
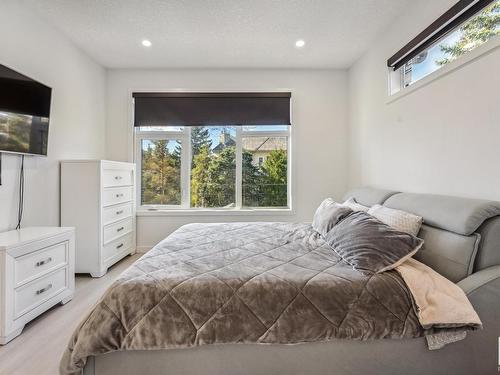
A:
[135,125,290,210]
[389,0,499,95]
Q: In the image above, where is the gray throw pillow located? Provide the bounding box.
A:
[325,211,424,273]
[312,198,353,237]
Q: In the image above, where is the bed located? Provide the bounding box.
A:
[63,187,500,375]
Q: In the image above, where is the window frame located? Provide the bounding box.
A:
[134,125,292,214]
[387,0,500,101]
[135,128,191,210]
[387,34,500,102]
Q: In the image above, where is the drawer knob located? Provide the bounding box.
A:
[116,243,124,249]
[116,193,124,198]
[36,284,53,295]
[115,176,123,180]
[117,226,124,232]
[116,210,124,215]
[35,257,53,267]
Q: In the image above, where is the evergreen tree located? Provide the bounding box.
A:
[141,144,154,204]
[437,2,499,66]
[191,127,212,158]
[190,145,212,207]
[142,127,288,208]
[242,151,262,206]
[206,146,236,207]
[172,141,182,168]
[142,140,181,205]
[261,149,287,206]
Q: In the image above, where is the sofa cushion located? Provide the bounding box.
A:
[384,193,500,236]
[415,225,480,282]
[343,186,399,207]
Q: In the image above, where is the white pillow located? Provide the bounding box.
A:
[367,204,423,236]
[342,197,369,212]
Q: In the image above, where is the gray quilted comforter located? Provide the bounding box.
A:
[61,222,442,374]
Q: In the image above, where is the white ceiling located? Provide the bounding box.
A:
[22,0,415,69]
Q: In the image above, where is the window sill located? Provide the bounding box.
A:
[387,35,500,105]
[136,208,295,217]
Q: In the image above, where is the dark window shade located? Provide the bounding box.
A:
[133,92,291,127]
[387,0,494,70]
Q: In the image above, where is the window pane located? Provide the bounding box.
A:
[190,126,236,208]
[242,136,288,207]
[400,1,499,88]
[242,125,289,132]
[138,126,184,132]
[141,139,182,205]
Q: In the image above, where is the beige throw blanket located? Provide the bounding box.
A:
[396,258,481,349]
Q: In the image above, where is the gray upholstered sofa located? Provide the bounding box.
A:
[83,187,500,375]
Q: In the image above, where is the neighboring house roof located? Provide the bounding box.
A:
[242,137,286,152]
[212,133,286,154]
[212,132,236,153]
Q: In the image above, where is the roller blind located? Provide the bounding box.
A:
[387,0,494,70]
[133,92,291,127]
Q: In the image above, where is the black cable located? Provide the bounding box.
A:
[16,155,25,230]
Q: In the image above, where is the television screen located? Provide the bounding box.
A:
[0,64,52,156]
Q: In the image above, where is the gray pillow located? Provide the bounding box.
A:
[312,198,353,237]
[325,211,424,273]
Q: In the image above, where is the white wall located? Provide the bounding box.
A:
[348,0,500,200]
[106,69,348,249]
[0,2,106,232]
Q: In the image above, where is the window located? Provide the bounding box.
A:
[141,138,182,205]
[242,135,288,208]
[190,126,236,208]
[135,125,290,210]
[389,0,499,95]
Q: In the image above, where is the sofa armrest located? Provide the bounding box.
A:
[454,266,500,371]
[457,265,500,294]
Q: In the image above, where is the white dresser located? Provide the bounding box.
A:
[0,227,75,344]
[61,160,136,277]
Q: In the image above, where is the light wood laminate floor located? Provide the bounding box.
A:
[0,254,140,375]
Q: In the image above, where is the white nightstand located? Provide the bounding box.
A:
[0,227,75,344]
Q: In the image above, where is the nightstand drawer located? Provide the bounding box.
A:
[14,267,68,319]
[103,233,133,263]
[102,187,133,207]
[103,217,133,244]
[103,203,133,226]
[14,241,67,286]
[102,168,133,188]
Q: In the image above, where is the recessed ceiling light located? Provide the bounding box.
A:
[295,39,305,48]
[141,39,152,47]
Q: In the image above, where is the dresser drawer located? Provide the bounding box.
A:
[103,232,134,263]
[15,241,68,286]
[103,203,133,226]
[102,187,133,207]
[102,168,133,188]
[103,217,133,244]
[14,267,68,319]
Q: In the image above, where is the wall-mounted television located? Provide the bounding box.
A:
[0,64,52,156]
